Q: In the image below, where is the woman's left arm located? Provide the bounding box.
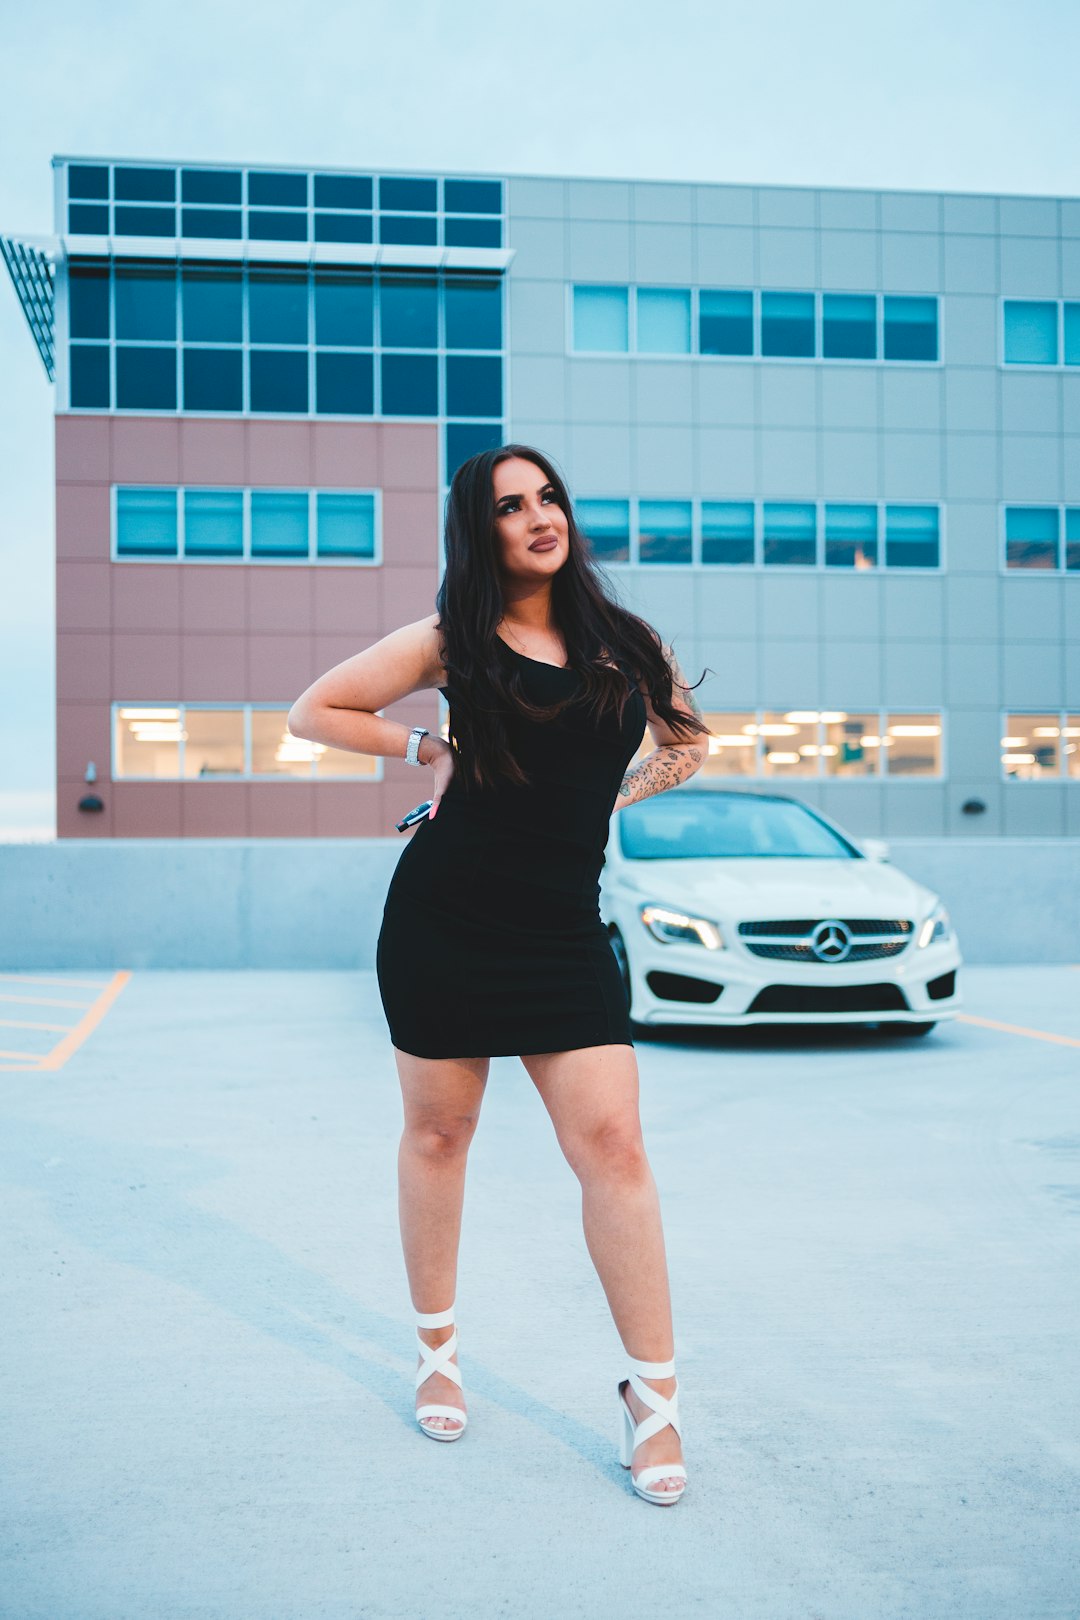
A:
[613,644,710,810]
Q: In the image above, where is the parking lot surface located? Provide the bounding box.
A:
[1,965,1078,1620]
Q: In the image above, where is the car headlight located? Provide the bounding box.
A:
[640,904,724,950]
[917,901,951,948]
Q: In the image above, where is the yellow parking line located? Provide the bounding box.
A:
[0,993,96,1009]
[0,1048,44,1060]
[0,973,113,990]
[38,971,132,1071]
[0,1019,77,1033]
[958,1013,1080,1050]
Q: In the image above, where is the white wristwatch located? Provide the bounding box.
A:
[405,726,429,766]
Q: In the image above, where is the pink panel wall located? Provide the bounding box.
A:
[55,416,442,839]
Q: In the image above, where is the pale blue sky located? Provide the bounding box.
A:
[2,0,1078,834]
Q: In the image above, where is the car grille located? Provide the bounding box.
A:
[737,918,914,964]
[748,983,910,1014]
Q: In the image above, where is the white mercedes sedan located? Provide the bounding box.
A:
[601,789,961,1035]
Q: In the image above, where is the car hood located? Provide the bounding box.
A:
[608,856,937,919]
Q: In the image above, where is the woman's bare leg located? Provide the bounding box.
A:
[520,1043,684,1491]
[394,1047,489,1431]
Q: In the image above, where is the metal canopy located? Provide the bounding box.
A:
[1,236,56,381]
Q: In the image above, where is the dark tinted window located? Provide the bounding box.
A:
[248,171,307,207]
[444,179,501,213]
[248,209,308,241]
[445,356,501,417]
[114,206,176,236]
[249,350,308,412]
[249,270,308,344]
[68,165,109,200]
[69,345,110,407]
[315,273,373,346]
[380,276,437,347]
[181,169,242,204]
[314,174,372,209]
[182,268,242,341]
[699,290,753,356]
[379,215,438,246]
[883,296,938,361]
[443,218,502,248]
[314,213,373,244]
[702,502,754,565]
[115,167,175,202]
[116,346,177,409]
[822,294,877,359]
[69,265,110,339]
[763,502,816,565]
[68,204,109,233]
[444,278,501,348]
[379,177,437,211]
[445,422,502,477]
[115,265,176,340]
[316,352,374,414]
[183,348,243,412]
[620,794,858,860]
[182,208,242,239]
[381,353,438,415]
[761,292,815,358]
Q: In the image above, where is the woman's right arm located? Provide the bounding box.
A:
[287,613,457,814]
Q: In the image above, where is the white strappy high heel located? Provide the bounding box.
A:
[617,1354,687,1504]
[414,1303,467,1441]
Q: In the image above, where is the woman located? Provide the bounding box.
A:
[288,445,710,1505]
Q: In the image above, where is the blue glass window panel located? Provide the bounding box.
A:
[184,489,243,556]
[1063,304,1080,366]
[1066,510,1080,571]
[314,213,373,244]
[379,177,437,212]
[445,422,502,477]
[68,204,109,233]
[444,278,501,349]
[249,171,307,207]
[69,345,110,407]
[249,271,308,344]
[761,293,815,358]
[825,503,878,567]
[114,206,176,236]
[69,265,110,338]
[115,167,175,202]
[883,296,938,362]
[68,165,109,200]
[822,294,877,360]
[639,500,692,564]
[702,501,754,565]
[381,354,438,415]
[1005,506,1059,568]
[183,348,243,412]
[314,174,372,209]
[115,266,176,340]
[444,218,502,247]
[446,356,502,417]
[316,352,374,414]
[444,179,501,213]
[885,505,940,568]
[380,277,438,348]
[315,273,374,345]
[636,289,691,354]
[699,290,753,356]
[573,286,629,352]
[182,269,242,341]
[1003,300,1058,364]
[182,169,241,204]
[181,208,242,239]
[117,488,177,556]
[248,210,308,242]
[249,351,308,413]
[763,502,817,565]
[116,346,177,410]
[578,499,630,563]
[378,215,438,246]
[251,491,309,557]
[316,492,376,558]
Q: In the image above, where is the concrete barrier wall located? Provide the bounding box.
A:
[1,837,1078,968]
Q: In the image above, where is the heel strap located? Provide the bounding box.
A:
[416,1302,455,1328]
[626,1354,675,1379]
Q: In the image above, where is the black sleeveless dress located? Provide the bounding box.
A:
[375,636,648,1059]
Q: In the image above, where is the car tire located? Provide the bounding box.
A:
[879,1021,937,1038]
[609,926,633,1014]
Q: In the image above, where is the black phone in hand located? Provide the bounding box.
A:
[396,799,433,832]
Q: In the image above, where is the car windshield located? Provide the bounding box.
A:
[619,794,860,860]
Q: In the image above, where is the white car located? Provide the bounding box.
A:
[601,789,961,1035]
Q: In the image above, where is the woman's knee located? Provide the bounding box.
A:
[565,1118,650,1185]
[402,1111,479,1162]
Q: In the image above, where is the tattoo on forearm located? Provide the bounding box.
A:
[666,645,703,719]
[617,744,704,806]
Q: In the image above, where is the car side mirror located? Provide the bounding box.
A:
[861,837,890,862]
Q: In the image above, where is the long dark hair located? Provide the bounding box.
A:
[435,443,711,791]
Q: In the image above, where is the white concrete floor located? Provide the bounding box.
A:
[1,965,1078,1619]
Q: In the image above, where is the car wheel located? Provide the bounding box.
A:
[879,1021,937,1038]
[609,927,632,1014]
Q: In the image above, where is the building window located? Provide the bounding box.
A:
[761,292,815,358]
[884,505,939,568]
[825,503,877,569]
[763,502,816,566]
[577,499,631,563]
[573,285,629,352]
[702,501,754,565]
[1005,506,1059,569]
[112,703,381,781]
[639,500,692,564]
[699,710,943,778]
[1003,300,1058,365]
[822,294,877,360]
[112,486,379,563]
[883,297,938,362]
[699,290,753,356]
[636,289,691,354]
[1002,714,1080,780]
[445,421,503,477]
